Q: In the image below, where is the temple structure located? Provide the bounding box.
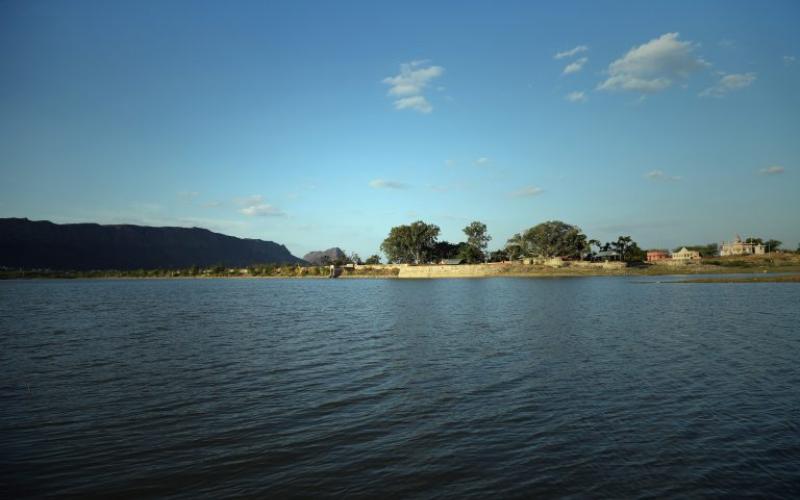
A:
[720,235,765,256]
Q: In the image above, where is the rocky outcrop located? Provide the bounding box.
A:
[302,247,347,265]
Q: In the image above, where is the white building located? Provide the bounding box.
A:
[720,235,765,256]
[672,247,702,261]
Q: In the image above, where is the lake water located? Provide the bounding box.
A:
[2,277,799,498]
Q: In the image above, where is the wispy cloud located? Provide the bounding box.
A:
[563,57,588,75]
[383,60,444,113]
[565,91,587,103]
[236,195,286,217]
[718,39,735,48]
[699,72,756,98]
[240,204,284,216]
[392,95,432,113]
[783,55,796,66]
[444,159,456,168]
[475,157,490,166]
[598,33,708,93]
[369,179,410,189]
[759,166,785,175]
[645,170,682,181]
[554,45,588,60]
[177,191,200,200]
[511,186,544,197]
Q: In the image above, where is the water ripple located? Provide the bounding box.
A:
[1,277,799,498]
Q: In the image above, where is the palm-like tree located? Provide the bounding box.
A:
[614,236,633,261]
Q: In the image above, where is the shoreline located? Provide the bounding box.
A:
[3,263,800,281]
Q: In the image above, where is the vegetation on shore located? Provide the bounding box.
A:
[380,219,653,264]
[0,264,400,280]
[4,253,800,280]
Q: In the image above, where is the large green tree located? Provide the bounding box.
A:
[488,248,509,262]
[505,233,526,260]
[380,220,441,264]
[518,220,588,258]
[432,241,460,261]
[613,236,633,261]
[626,242,646,262]
[457,243,484,264]
[610,235,647,262]
[765,239,782,252]
[462,221,491,262]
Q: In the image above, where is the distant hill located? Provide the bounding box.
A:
[303,247,346,265]
[0,218,306,270]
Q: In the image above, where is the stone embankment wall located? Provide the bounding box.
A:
[355,261,627,278]
[397,263,499,278]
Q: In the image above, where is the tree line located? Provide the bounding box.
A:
[378,219,650,264]
[380,221,492,264]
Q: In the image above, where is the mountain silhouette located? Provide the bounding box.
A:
[0,218,305,270]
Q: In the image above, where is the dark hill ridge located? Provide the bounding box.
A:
[0,218,306,270]
[302,247,346,265]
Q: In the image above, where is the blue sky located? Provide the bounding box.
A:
[1,0,798,257]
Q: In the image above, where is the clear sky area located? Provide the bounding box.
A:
[1,0,798,257]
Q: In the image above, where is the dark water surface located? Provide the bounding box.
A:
[2,277,799,498]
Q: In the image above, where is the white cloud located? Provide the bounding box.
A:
[475,157,490,166]
[444,159,456,167]
[645,170,682,181]
[240,204,285,217]
[393,95,433,113]
[759,166,785,175]
[718,39,735,48]
[237,195,264,206]
[369,179,409,189]
[383,63,444,96]
[236,195,286,217]
[563,57,588,75]
[784,55,796,66]
[177,191,200,199]
[566,91,587,103]
[597,33,709,93]
[383,61,444,113]
[699,72,756,98]
[554,45,588,60]
[511,186,544,197]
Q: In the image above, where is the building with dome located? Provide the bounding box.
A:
[720,235,765,257]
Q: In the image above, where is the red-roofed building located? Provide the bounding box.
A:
[646,250,670,262]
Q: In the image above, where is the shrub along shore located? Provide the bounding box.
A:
[3,254,800,280]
